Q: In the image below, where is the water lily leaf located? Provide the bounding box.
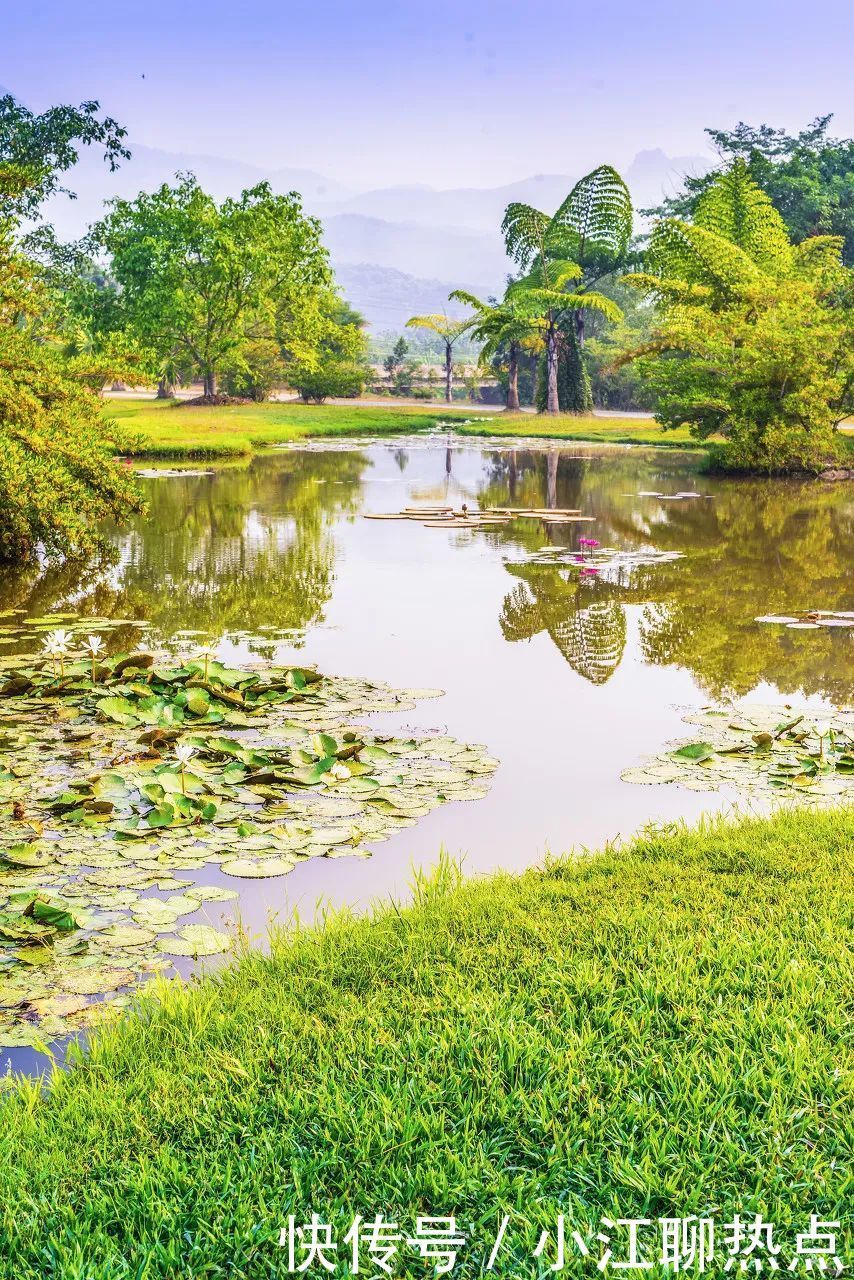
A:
[96,697,141,727]
[158,924,231,957]
[31,992,90,1018]
[113,653,154,675]
[29,899,82,931]
[185,884,238,903]
[670,743,716,762]
[0,843,56,869]
[0,913,55,943]
[64,968,136,995]
[146,803,175,829]
[220,857,295,878]
[13,946,55,967]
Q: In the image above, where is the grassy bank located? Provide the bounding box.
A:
[107,399,473,458]
[106,398,685,458]
[454,411,698,448]
[0,807,850,1277]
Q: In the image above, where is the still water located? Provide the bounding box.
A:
[1,437,851,1068]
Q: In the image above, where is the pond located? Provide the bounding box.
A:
[2,436,852,1071]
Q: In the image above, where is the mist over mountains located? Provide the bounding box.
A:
[41,140,712,331]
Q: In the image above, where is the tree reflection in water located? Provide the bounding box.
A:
[0,451,366,651]
[482,447,853,701]
[501,571,628,685]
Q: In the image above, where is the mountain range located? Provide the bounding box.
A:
[39,139,712,331]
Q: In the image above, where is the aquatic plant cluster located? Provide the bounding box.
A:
[623,703,854,802]
[0,620,497,1047]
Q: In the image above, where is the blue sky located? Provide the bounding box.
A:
[5,0,853,187]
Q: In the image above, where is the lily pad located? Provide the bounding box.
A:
[157,925,231,957]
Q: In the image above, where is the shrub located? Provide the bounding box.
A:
[0,330,145,561]
[221,339,284,402]
[291,361,366,403]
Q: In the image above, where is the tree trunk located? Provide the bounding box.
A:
[444,342,453,404]
[562,319,593,414]
[156,377,174,399]
[547,449,558,508]
[506,342,520,411]
[203,369,217,399]
[546,324,559,415]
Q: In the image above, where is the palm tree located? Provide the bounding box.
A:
[404,313,472,403]
[502,165,632,413]
[504,254,620,415]
[447,291,538,410]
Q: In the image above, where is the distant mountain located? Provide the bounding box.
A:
[625,148,714,210]
[333,263,494,332]
[40,142,354,236]
[31,137,712,330]
[317,174,581,232]
[323,214,507,286]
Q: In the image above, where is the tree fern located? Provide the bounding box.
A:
[550,165,633,270]
[501,203,550,269]
[693,159,792,274]
[643,220,764,300]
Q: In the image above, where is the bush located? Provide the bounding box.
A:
[291,361,366,403]
[0,330,145,562]
[220,339,284,402]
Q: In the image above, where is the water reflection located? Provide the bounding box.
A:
[501,573,628,684]
[479,448,853,701]
[0,451,366,653]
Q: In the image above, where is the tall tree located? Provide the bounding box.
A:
[1,94,128,219]
[449,291,539,410]
[502,166,631,412]
[623,161,853,471]
[0,99,142,562]
[404,313,472,403]
[93,175,331,398]
[649,115,854,266]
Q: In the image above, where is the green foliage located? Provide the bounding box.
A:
[0,808,849,1275]
[550,163,634,274]
[405,313,474,402]
[292,361,367,402]
[557,325,592,412]
[500,167,630,413]
[0,105,143,563]
[220,338,284,401]
[0,93,128,218]
[404,313,472,343]
[650,115,854,266]
[0,330,145,561]
[382,335,409,377]
[92,176,332,395]
[626,163,854,471]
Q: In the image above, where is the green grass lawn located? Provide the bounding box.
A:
[106,399,474,457]
[454,412,698,448]
[106,398,688,458]
[0,807,850,1277]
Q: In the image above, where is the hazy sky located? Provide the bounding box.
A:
[4,0,853,189]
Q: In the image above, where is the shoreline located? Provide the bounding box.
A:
[1,805,850,1274]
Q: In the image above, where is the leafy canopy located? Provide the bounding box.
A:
[0,99,143,562]
[92,175,332,392]
[649,114,854,267]
[0,94,128,218]
[625,162,853,471]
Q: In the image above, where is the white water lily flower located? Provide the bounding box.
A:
[47,628,73,653]
[174,742,196,766]
[83,635,105,657]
